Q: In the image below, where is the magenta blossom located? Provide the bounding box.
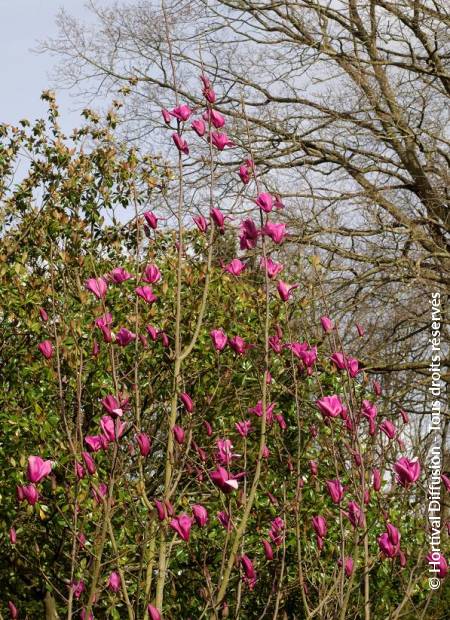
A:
[316,395,344,418]
[9,528,16,545]
[394,457,421,487]
[223,258,246,276]
[277,280,299,302]
[17,484,39,505]
[263,221,286,244]
[373,468,382,492]
[345,501,364,528]
[442,474,450,493]
[100,415,125,442]
[262,539,274,560]
[216,438,239,465]
[72,580,85,599]
[312,515,327,539]
[170,104,192,121]
[109,267,132,283]
[326,479,345,504]
[85,276,107,299]
[161,108,171,124]
[116,327,136,346]
[193,215,208,233]
[85,435,108,452]
[218,510,232,531]
[210,466,240,493]
[210,207,226,232]
[255,192,273,213]
[241,555,257,590]
[143,264,161,284]
[380,419,397,440]
[144,211,158,229]
[170,514,193,541]
[192,119,206,136]
[239,164,251,184]
[235,420,252,437]
[8,602,18,619]
[426,552,448,579]
[172,132,189,155]
[82,451,96,475]
[38,340,54,359]
[135,285,157,304]
[210,328,227,351]
[101,394,129,417]
[400,409,409,424]
[356,323,365,337]
[180,392,195,413]
[27,456,52,484]
[203,108,225,128]
[92,482,108,504]
[107,571,121,593]
[239,218,259,250]
[228,335,252,356]
[211,131,234,150]
[248,400,276,424]
[260,257,283,279]
[136,433,152,457]
[173,425,185,444]
[320,316,334,333]
[192,504,208,527]
[269,517,285,546]
[147,604,161,620]
[39,307,49,322]
[338,557,354,577]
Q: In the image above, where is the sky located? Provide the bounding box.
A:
[0,0,107,133]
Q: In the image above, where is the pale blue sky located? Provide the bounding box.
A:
[0,1,105,133]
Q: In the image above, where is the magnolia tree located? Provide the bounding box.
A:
[1,81,447,619]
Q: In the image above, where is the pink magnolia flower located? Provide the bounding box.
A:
[154,499,166,521]
[378,531,400,558]
[269,334,283,354]
[85,435,108,452]
[228,335,252,356]
[27,456,52,484]
[216,438,239,465]
[400,409,409,424]
[346,357,360,378]
[135,286,157,304]
[210,466,240,493]
[309,460,318,476]
[426,552,448,579]
[144,211,158,229]
[136,433,152,457]
[81,610,94,620]
[373,380,382,396]
[260,257,283,279]
[312,515,327,539]
[223,258,246,276]
[192,119,206,136]
[82,451,96,475]
[39,307,49,321]
[316,395,343,418]
[442,474,450,493]
[263,221,286,244]
[92,482,108,504]
[326,479,345,504]
[241,555,256,590]
[143,264,161,284]
[394,457,421,487]
[147,604,161,620]
[173,425,185,444]
[170,514,193,541]
[8,602,18,619]
[235,420,252,437]
[338,557,354,577]
[9,528,16,545]
[192,504,208,527]
[193,214,208,233]
[116,327,136,346]
[107,571,121,593]
[100,416,125,442]
[215,511,230,532]
[170,104,192,121]
[380,419,397,440]
[239,164,251,184]
[172,133,189,154]
[248,400,276,424]
[255,192,273,213]
[17,484,39,505]
[356,323,365,337]
[203,109,225,128]
[204,420,213,436]
[180,392,195,413]
[72,580,85,599]
[277,280,299,302]
[320,316,334,333]
[161,108,171,124]
[210,207,226,232]
[109,267,132,283]
[262,539,274,560]
[210,328,227,351]
[269,517,284,546]
[101,394,129,417]
[346,501,364,528]
[373,468,382,492]
[85,277,107,299]
[146,325,159,341]
[210,131,234,150]
[38,340,54,359]
[239,219,259,250]
[362,400,377,420]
